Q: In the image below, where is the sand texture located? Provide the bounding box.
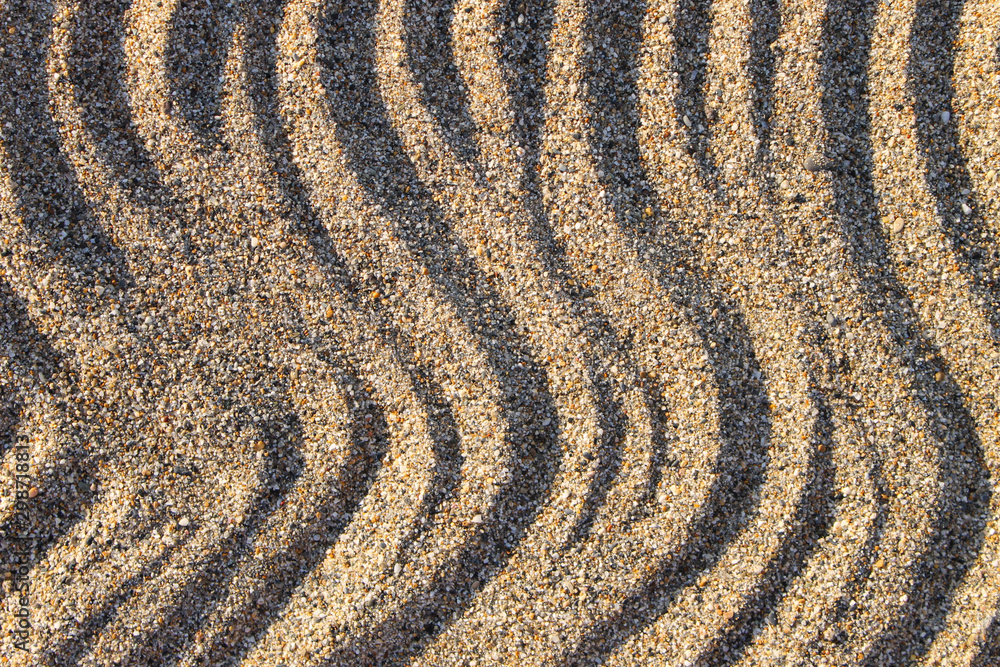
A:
[1,0,999,664]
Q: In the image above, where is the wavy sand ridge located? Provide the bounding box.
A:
[0,0,998,665]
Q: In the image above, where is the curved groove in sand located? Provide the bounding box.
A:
[868,0,1000,663]
[1,0,998,662]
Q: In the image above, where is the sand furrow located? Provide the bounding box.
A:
[216,2,540,664]
[598,0,953,663]
[25,7,422,658]
[2,0,999,662]
[375,0,742,662]
[867,0,1000,663]
[955,0,1000,271]
[370,1,659,655]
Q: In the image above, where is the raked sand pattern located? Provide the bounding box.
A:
[1,0,999,665]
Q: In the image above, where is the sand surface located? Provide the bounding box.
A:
[1,0,999,664]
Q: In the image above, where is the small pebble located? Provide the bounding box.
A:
[804,154,825,172]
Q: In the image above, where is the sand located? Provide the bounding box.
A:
[1,0,999,664]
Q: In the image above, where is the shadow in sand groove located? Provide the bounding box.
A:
[2,0,998,661]
[908,0,1000,336]
[563,0,778,661]
[0,392,20,461]
[104,395,307,666]
[908,0,1000,340]
[404,0,482,165]
[697,386,835,666]
[971,613,1000,667]
[166,0,237,150]
[38,533,190,667]
[0,279,96,591]
[503,0,556,200]
[671,0,719,188]
[241,0,327,237]
[163,359,390,667]
[0,0,133,296]
[491,0,653,554]
[68,0,169,205]
[313,1,562,662]
[0,0,131,590]
[748,0,780,168]
[814,0,990,663]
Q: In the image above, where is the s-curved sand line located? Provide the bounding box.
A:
[1,0,998,664]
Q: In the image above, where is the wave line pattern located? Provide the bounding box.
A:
[1,0,998,664]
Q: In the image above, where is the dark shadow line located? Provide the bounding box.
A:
[748,0,780,166]
[38,536,186,666]
[813,417,891,657]
[0,0,134,298]
[181,361,390,667]
[697,385,835,666]
[393,359,465,559]
[909,0,1000,338]
[670,0,719,189]
[112,399,310,667]
[0,278,64,400]
[307,1,561,663]
[563,0,776,661]
[244,4,472,627]
[504,0,555,201]
[626,392,681,525]
[0,390,22,460]
[504,0,737,558]
[813,0,990,662]
[166,0,236,151]
[495,0,688,560]
[0,278,96,602]
[69,0,169,206]
[314,0,563,661]
[0,0,121,588]
[404,0,483,166]
[241,1,326,236]
[566,386,626,546]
